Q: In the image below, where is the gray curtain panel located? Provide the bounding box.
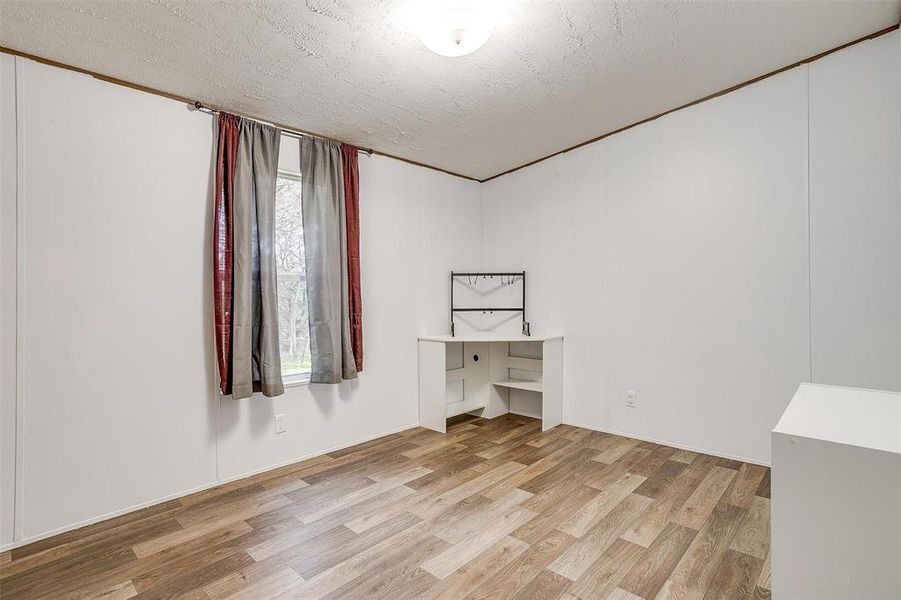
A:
[300,138,358,384]
[231,120,284,399]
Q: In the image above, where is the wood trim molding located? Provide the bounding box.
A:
[0,45,481,183]
[480,22,901,183]
[2,20,898,185]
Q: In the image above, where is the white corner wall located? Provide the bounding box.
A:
[0,56,480,547]
[482,68,811,465]
[482,31,900,465]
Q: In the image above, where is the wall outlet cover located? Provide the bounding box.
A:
[626,390,638,408]
[274,413,287,434]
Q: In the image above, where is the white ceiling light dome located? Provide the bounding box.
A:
[408,0,501,57]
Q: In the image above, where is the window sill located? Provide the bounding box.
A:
[283,374,312,388]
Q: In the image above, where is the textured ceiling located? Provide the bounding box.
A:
[1,1,899,180]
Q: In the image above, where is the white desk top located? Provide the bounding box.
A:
[418,331,563,343]
[773,383,901,454]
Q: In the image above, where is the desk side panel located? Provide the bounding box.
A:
[542,339,563,431]
[419,341,446,433]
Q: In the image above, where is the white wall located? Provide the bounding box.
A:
[1,53,18,548]
[809,32,901,392]
[11,60,219,541]
[0,57,481,546]
[481,32,900,465]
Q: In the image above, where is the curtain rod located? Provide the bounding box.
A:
[191,101,374,156]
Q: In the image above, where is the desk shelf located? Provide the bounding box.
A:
[493,379,543,393]
[445,398,487,418]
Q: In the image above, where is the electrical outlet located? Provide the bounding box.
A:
[626,390,638,408]
[274,413,287,434]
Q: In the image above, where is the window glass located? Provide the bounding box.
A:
[275,172,311,378]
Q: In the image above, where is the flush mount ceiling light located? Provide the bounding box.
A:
[407,0,500,57]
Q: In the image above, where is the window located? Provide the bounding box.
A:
[275,170,311,380]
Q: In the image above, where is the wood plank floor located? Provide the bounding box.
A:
[0,415,771,600]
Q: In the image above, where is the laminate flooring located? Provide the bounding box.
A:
[0,414,771,599]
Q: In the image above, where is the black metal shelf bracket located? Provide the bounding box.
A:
[449,271,530,337]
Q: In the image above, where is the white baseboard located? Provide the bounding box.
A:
[0,421,419,553]
[562,419,770,468]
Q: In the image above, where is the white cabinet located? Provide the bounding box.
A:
[771,383,901,600]
[417,332,563,433]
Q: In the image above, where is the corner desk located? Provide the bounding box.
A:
[417,332,564,433]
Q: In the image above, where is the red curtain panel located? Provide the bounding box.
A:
[341,143,364,372]
[214,113,241,394]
